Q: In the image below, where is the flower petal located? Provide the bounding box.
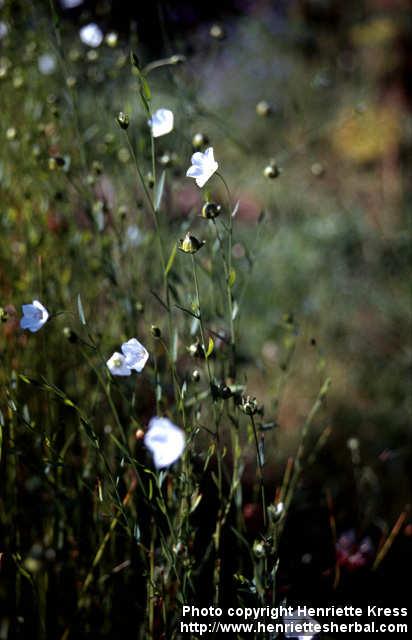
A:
[190,152,206,166]
[106,352,132,376]
[121,337,149,372]
[204,147,215,162]
[149,109,174,138]
[186,165,203,178]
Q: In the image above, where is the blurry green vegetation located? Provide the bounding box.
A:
[0,0,411,638]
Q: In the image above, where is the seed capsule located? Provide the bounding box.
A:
[192,132,209,150]
[62,327,78,343]
[178,233,205,254]
[253,540,266,558]
[187,341,205,359]
[256,100,271,117]
[210,24,225,40]
[241,395,258,415]
[105,32,118,48]
[116,111,129,130]
[263,163,279,179]
[151,325,161,338]
[201,201,221,219]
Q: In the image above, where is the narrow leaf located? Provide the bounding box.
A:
[165,242,177,276]
[155,170,166,212]
[190,492,203,514]
[232,200,240,218]
[140,76,151,102]
[77,293,86,325]
[206,336,214,359]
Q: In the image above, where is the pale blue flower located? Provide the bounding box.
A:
[38,54,56,75]
[148,109,174,138]
[20,300,49,333]
[121,338,149,372]
[80,23,103,48]
[106,352,132,377]
[186,147,218,188]
[107,338,149,376]
[144,417,185,468]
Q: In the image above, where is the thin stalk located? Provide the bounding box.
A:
[216,173,236,376]
[148,522,156,638]
[191,255,213,388]
[250,414,267,529]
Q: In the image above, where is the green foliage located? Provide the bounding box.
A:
[0,1,410,638]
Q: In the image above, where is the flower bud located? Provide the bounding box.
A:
[146,172,154,188]
[192,369,201,382]
[268,501,284,523]
[151,325,161,338]
[63,327,78,343]
[13,75,24,89]
[159,152,173,167]
[170,54,186,65]
[173,541,185,556]
[347,437,359,452]
[105,32,118,47]
[192,132,209,150]
[6,127,16,140]
[214,383,232,400]
[311,162,325,177]
[118,148,130,163]
[253,540,266,559]
[263,163,279,179]
[69,48,80,62]
[240,395,258,416]
[187,341,205,359]
[135,428,145,440]
[178,233,205,254]
[210,24,225,40]
[116,111,129,130]
[87,50,99,63]
[201,201,221,219]
[256,100,271,117]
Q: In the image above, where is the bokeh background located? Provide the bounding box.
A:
[1,0,411,637]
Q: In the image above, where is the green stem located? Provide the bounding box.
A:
[250,414,267,529]
[216,173,236,376]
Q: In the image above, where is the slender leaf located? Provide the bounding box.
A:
[165,242,177,276]
[77,293,86,325]
[155,170,166,212]
[206,336,214,358]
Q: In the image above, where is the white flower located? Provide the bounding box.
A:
[20,300,49,333]
[125,225,143,248]
[148,109,174,138]
[60,0,83,7]
[144,417,185,469]
[106,338,149,376]
[38,54,56,75]
[79,23,103,48]
[0,21,8,40]
[284,610,319,640]
[186,147,218,188]
[106,352,132,377]
[121,338,149,372]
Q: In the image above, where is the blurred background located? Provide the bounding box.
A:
[1,0,411,636]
